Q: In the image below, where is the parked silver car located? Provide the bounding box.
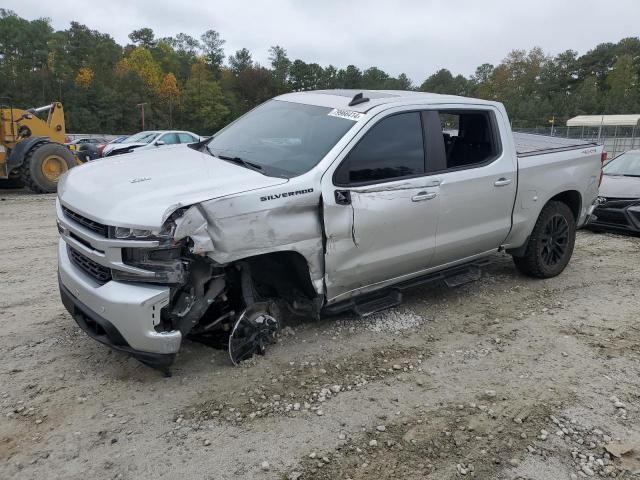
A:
[588,149,640,234]
[102,130,200,157]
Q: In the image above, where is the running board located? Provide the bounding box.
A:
[353,290,402,316]
[323,259,489,317]
[444,265,482,287]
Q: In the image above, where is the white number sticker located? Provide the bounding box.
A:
[328,108,365,121]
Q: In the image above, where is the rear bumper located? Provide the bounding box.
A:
[58,239,182,364]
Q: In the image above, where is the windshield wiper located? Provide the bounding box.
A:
[205,146,263,173]
[217,154,263,172]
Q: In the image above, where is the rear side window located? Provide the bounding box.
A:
[335,112,424,185]
[161,133,180,145]
[178,133,196,143]
[438,110,500,170]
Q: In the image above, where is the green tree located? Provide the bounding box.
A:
[228,48,253,75]
[420,69,469,95]
[574,76,602,115]
[201,30,225,75]
[337,65,362,88]
[361,67,389,89]
[2,9,639,135]
[183,60,229,134]
[128,28,155,48]
[605,54,639,113]
[269,45,291,93]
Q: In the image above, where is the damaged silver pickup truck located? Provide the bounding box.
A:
[57,90,604,373]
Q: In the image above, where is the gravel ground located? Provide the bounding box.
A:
[1,188,640,480]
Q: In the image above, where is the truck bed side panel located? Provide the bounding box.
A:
[504,146,602,249]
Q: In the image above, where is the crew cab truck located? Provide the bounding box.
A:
[56,90,603,372]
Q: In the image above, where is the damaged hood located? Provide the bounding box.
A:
[58,145,288,229]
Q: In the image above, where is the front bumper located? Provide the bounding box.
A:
[58,239,182,365]
[587,200,640,235]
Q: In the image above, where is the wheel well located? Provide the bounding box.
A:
[241,251,317,301]
[549,190,581,221]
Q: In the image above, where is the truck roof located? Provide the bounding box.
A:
[276,89,501,112]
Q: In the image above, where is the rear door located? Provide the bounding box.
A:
[159,133,180,145]
[428,107,517,266]
[322,109,444,302]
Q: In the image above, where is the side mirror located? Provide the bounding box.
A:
[155,140,165,146]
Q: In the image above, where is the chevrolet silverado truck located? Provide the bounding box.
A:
[56,90,604,373]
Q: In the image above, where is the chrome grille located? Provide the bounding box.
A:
[62,207,108,237]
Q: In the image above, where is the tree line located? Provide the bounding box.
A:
[1,9,639,135]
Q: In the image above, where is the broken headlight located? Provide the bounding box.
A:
[112,245,187,284]
[110,210,188,284]
[110,221,176,243]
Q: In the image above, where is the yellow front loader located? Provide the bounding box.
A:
[0,101,77,193]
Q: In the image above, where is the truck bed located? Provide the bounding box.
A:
[514,132,598,157]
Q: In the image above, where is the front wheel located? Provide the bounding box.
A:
[513,201,576,278]
[20,142,76,193]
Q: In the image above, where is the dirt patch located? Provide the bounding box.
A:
[182,346,430,424]
[2,191,640,479]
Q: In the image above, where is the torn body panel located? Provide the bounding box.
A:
[174,186,325,295]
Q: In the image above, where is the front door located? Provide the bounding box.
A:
[321,110,441,302]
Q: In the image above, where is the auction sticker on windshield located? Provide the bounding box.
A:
[328,109,365,121]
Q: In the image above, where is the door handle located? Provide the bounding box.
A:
[494,178,512,187]
[412,191,437,202]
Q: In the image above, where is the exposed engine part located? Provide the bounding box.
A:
[158,250,314,367]
[170,258,225,337]
[228,302,280,365]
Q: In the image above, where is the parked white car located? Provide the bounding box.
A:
[102,130,201,157]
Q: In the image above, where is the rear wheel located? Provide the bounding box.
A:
[513,201,576,278]
[20,143,76,193]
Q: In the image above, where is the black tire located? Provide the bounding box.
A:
[0,177,24,189]
[19,142,76,193]
[513,201,576,278]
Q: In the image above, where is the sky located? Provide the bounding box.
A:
[5,0,640,84]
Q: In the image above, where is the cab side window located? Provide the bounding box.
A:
[438,111,500,169]
[335,112,424,186]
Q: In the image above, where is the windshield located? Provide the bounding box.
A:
[205,100,357,177]
[124,132,159,144]
[604,151,640,176]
